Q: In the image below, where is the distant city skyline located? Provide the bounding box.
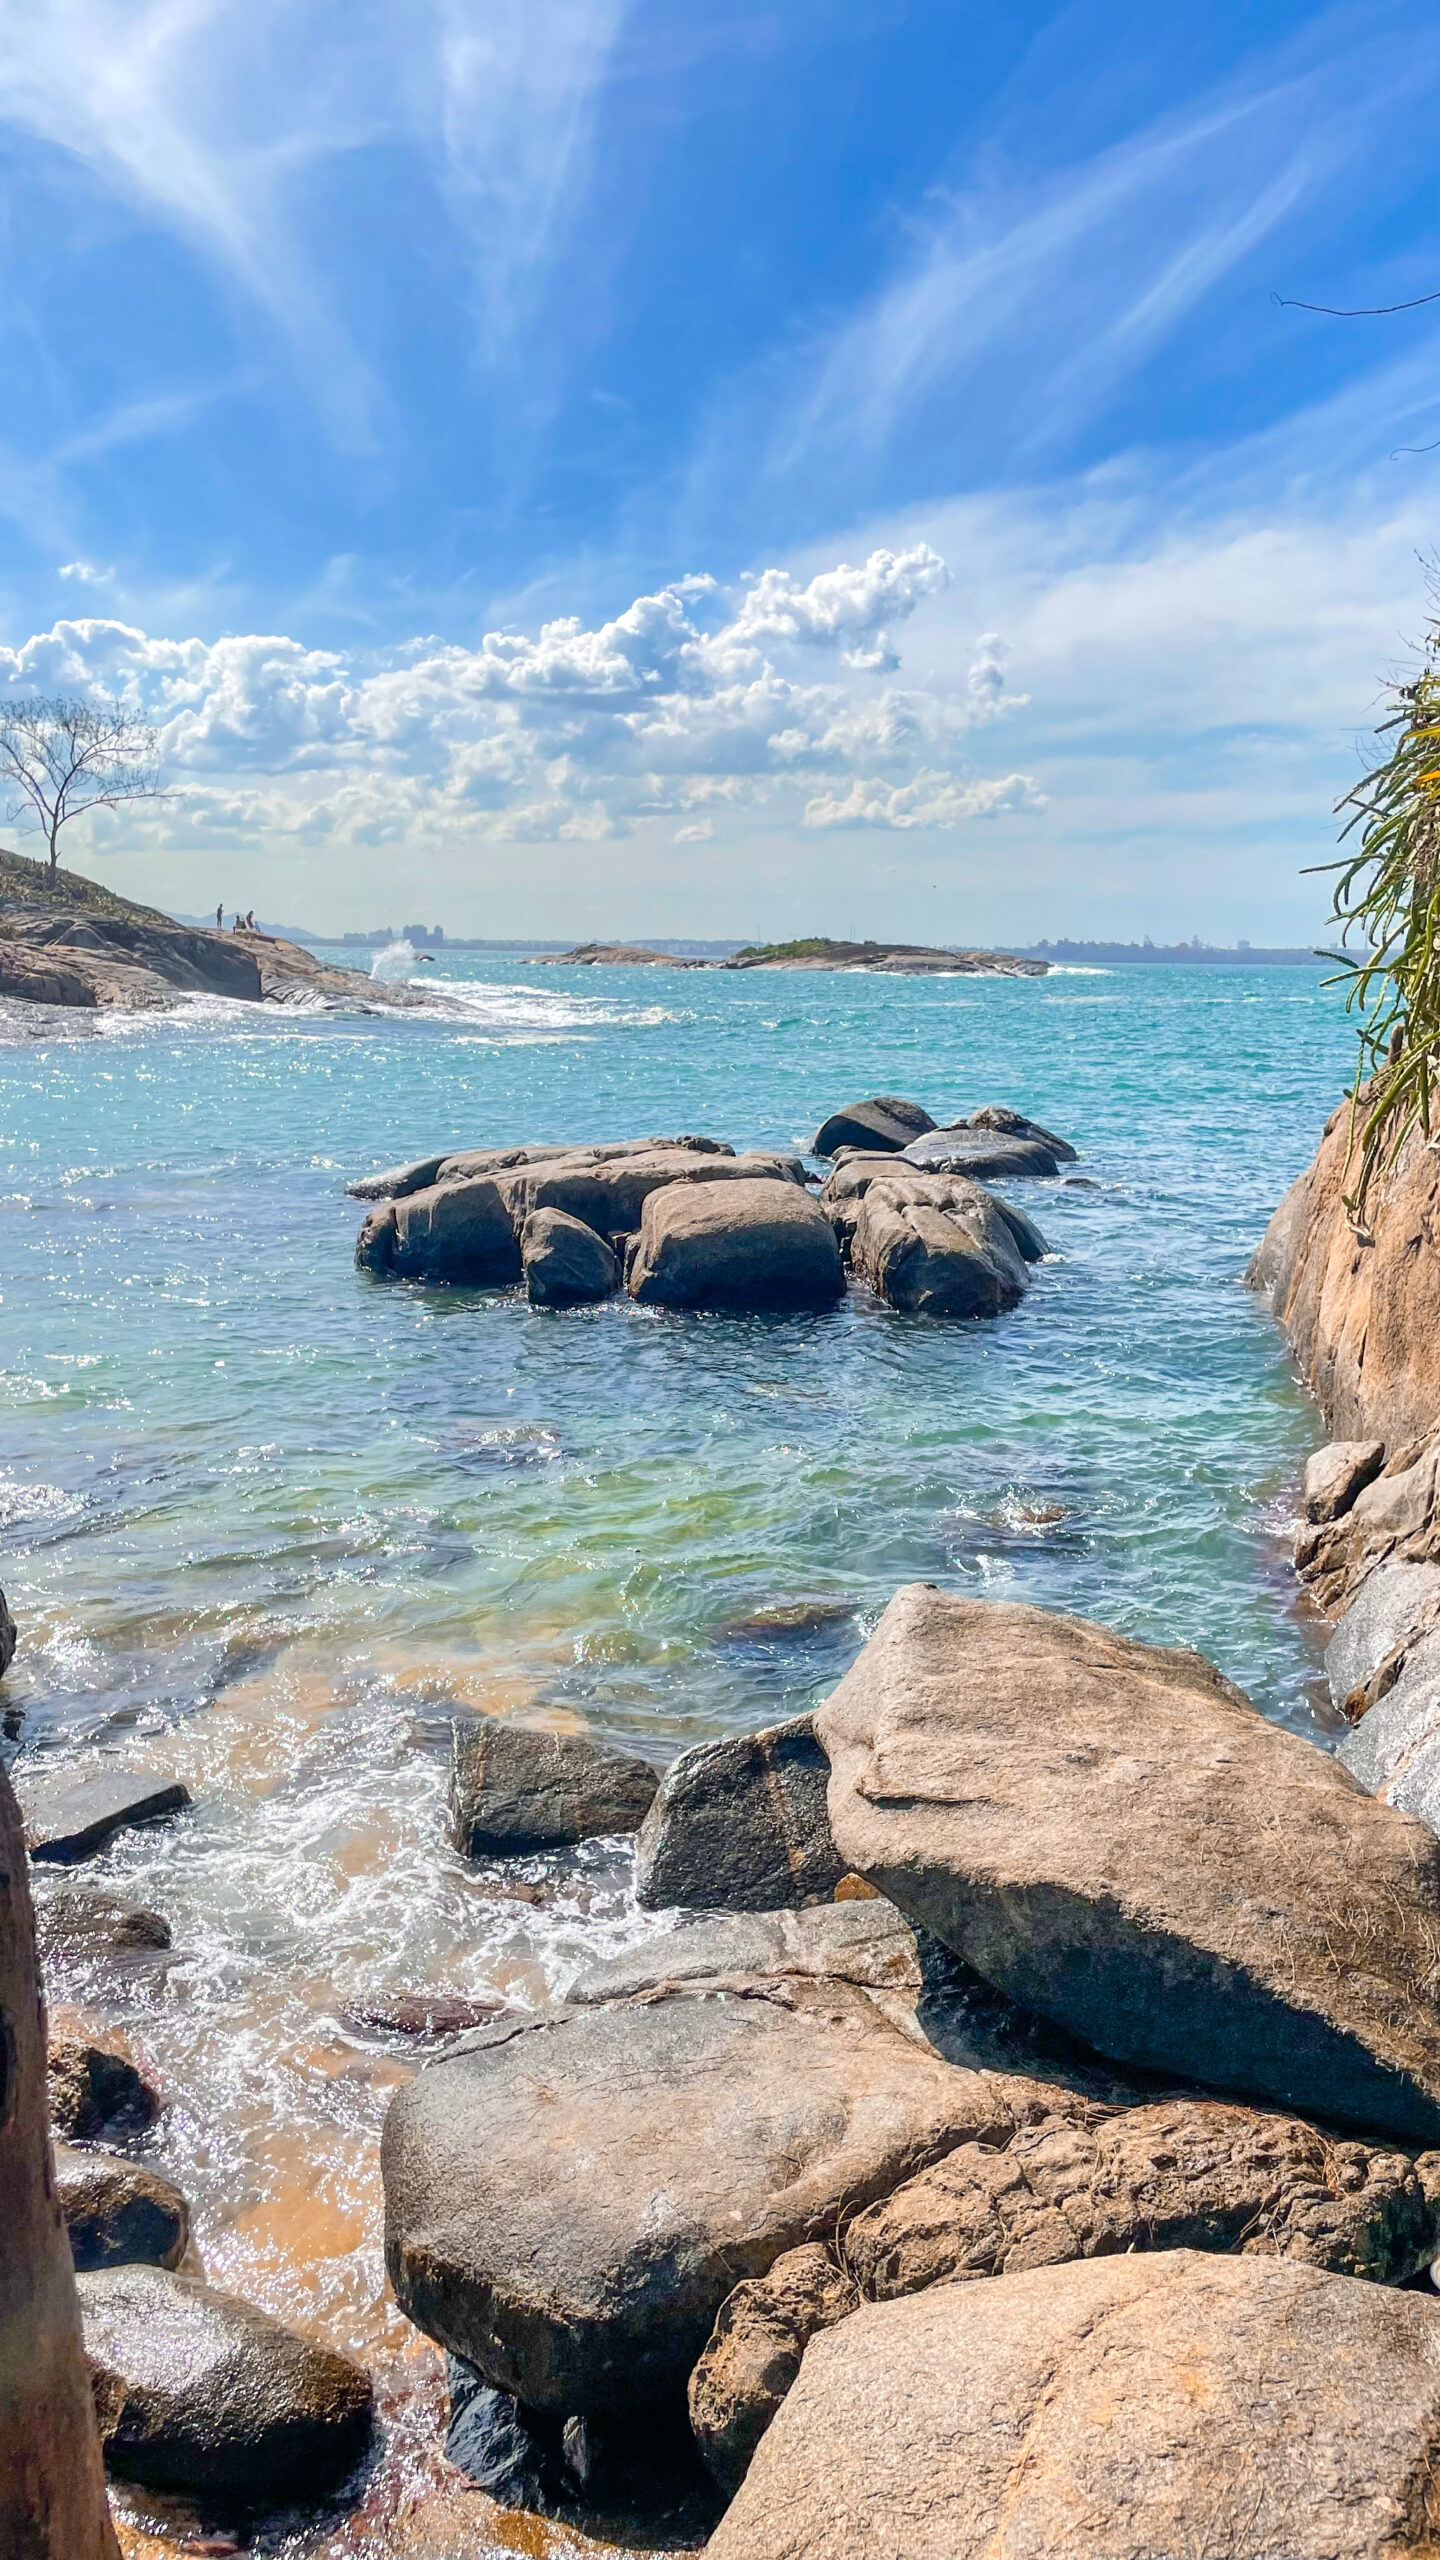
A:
[0,0,1435,941]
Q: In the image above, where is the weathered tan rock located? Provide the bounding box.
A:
[628,1178,844,1313]
[849,1180,1029,1317]
[499,1147,805,1242]
[54,2146,190,2273]
[815,1586,1440,2141]
[382,1978,1071,2416]
[706,2250,1440,2560]
[688,2244,858,2497]
[0,1764,121,2558]
[355,1173,523,1284]
[843,2096,1440,2296]
[48,2012,162,2141]
[1251,1096,1440,1448]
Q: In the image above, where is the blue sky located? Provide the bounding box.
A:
[0,0,1437,939]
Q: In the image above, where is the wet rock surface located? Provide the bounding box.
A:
[79,2262,373,2506]
[382,1977,1052,2416]
[899,1128,1061,1177]
[633,1715,843,1911]
[848,1178,1030,1317]
[449,1720,658,1854]
[816,1586,1440,2141]
[706,2250,1440,2560]
[688,2243,858,2499]
[18,1766,191,1864]
[48,2015,163,2142]
[0,1582,14,1676]
[443,2358,568,2511]
[54,2146,191,2274]
[842,2096,1440,2295]
[355,1174,523,1285]
[627,1177,844,1312]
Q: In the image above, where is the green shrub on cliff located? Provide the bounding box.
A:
[1325,638,1440,1224]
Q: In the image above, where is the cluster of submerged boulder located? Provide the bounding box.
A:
[347,1094,1072,1321]
[370,1582,1440,2553]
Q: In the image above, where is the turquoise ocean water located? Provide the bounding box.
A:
[0,949,1358,2521]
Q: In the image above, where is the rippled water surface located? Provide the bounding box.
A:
[0,952,1355,2545]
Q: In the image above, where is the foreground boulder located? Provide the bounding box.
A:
[816,1586,1440,2142]
[54,2148,190,2274]
[843,2096,1440,2295]
[707,2250,1440,2560]
[811,1096,935,1157]
[688,2244,858,2498]
[79,2263,373,2506]
[450,1720,657,1854]
[849,1180,1030,1318]
[521,1207,617,1306]
[355,1174,522,1285]
[628,1179,844,1313]
[382,1978,1062,2415]
[633,1716,843,1911]
[0,1765,121,2559]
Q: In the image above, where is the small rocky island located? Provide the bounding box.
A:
[348,1097,1072,1319]
[0,849,439,1015]
[538,936,1049,975]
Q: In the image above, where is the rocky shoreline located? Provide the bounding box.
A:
[537,936,1050,975]
[17,1075,1440,2555]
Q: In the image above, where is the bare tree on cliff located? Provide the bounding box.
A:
[0,695,165,882]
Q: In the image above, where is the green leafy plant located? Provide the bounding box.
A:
[1319,638,1440,1228]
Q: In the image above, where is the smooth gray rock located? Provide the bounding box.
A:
[1340,1632,1440,1837]
[444,2356,567,2511]
[964,1103,1077,1161]
[1326,1561,1440,1712]
[382,1980,1041,2416]
[634,1716,843,1911]
[1304,1440,1386,1524]
[53,2146,190,2273]
[450,1720,658,1855]
[18,1767,191,1866]
[521,1206,618,1306]
[345,1152,449,1200]
[628,1179,844,1313]
[816,1585,1440,2144]
[354,1173,523,1285]
[899,1130,1060,1178]
[569,1900,923,2005]
[811,1097,936,1158]
[79,2263,373,2506]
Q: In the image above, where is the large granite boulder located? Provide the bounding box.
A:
[79,2263,373,2505]
[811,1097,936,1157]
[54,2148,190,2274]
[382,1978,1060,2416]
[849,1181,1029,1318]
[706,2250,1440,2560]
[1340,1632,1440,1837]
[842,2096,1440,2296]
[354,1174,522,1284]
[688,2244,858,2498]
[633,1716,843,1911]
[449,1720,658,1855]
[0,1766,121,2560]
[1326,1559,1440,1714]
[499,1148,805,1245]
[345,1134,734,1202]
[520,1207,617,1306]
[1304,1438,1386,1523]
[628,1179,844,1313]
[815,1587,1440,2142]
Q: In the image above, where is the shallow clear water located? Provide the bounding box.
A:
[0,952,1354,2540]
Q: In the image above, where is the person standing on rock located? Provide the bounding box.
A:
[215,903,223,929]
